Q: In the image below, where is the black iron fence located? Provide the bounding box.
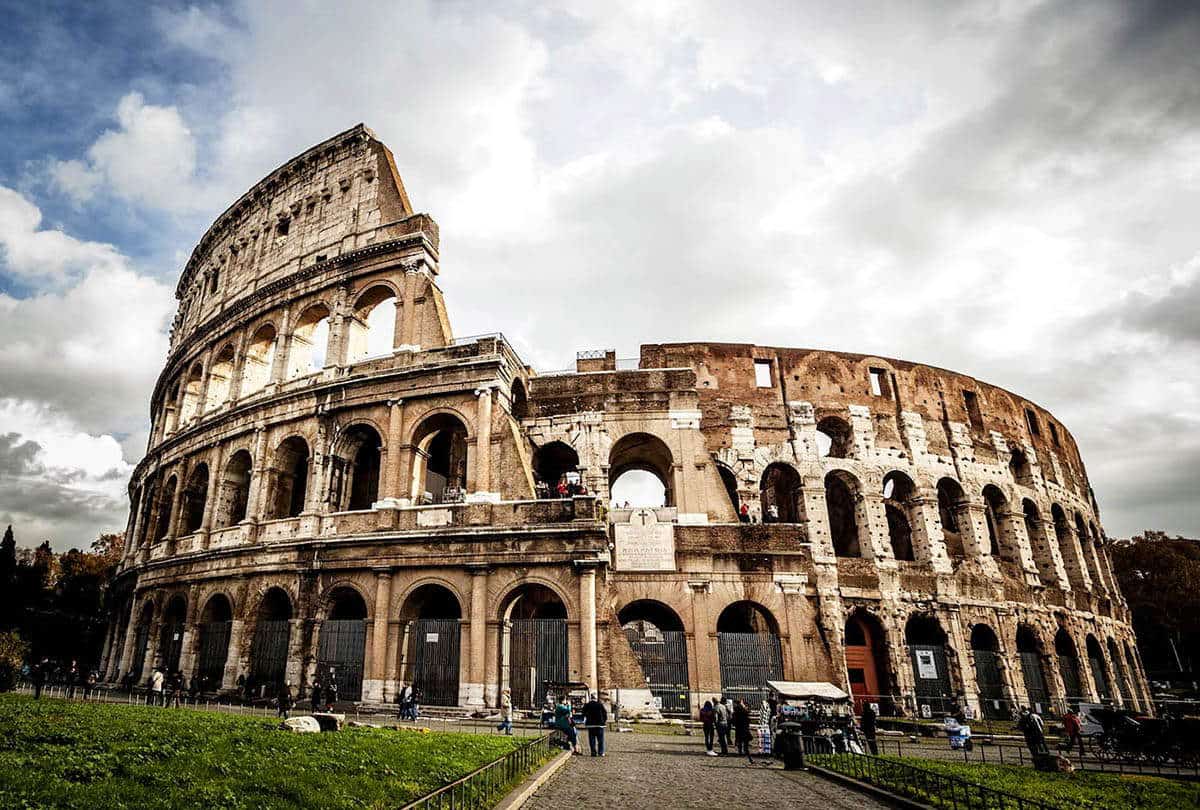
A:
[808,750,1059,810]
[400,733,554,810]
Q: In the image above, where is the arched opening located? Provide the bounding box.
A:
[130,602,154,682]
[816,416,853,458]
[937,478,968,559]
[882,471,916,561]
[182,463,209,534]
[905,614,953,715]
[214,450,252,528]
[1107,638,1133,708]
[502,584,568,709]
[717,463,741,516]
[157,595,187,674]
[328,424,382,511]
[982,485,1015,562]
[399,584,462,707]
[717,601,783,709]
[609,433,674,508]
[1009,447,1033,487]
[205,345,236,411]
[162,383,180,436]
[1086,635,1111,703]
[825,471,862,557]
[196,594,232,691]
[249,588,292,699]
[532,441,580,498]
[619,600,689,715]
[317,586,368,702]
[1055,628,1083,708]
[346,285,397,363]
[286,304,331,379]
[970,624,1006,719]
[179,363,204,425]
[510,378,528,420]
[1016,625,1051,712]
[268,437,309,519]
[411,413,469,504]
[760,463,804,524]
[844,610,891,715]
[240,324,277,396]
[153,475,178,543]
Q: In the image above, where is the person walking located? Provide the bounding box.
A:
[700,700,717,756]
[497,688,514,735]
[582,693,607,757]
[733,699,753,763]
[860,703,879,755]
[150,667,165,707]
[1062,708,1085,758]
[715,696,732,756]
[277,683,294,719]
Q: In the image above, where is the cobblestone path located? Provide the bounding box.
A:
[523,730,891,809]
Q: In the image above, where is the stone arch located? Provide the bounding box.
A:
[609,432,675,508]
[761,462,804,524]
[937,478,969,559]
[214,449,253,528]
[268,436,310,519]
[240,323,277,396]
[844,608,891,714]
[205,344,236,411]
[410,411,470,504]
[816,415,853,458]
[330,423,383,511]
[824,469,864,558]
[346,284,398,362]
[285,303,332,379]
[182,462,210,534]
[179,362,204,425]
[882,470,916,561]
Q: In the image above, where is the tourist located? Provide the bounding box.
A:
[497,688,514,735]
[1062,708,1085,758]
[278,683,294,719]
[715,696,732,755]
[700,700,717,756]
[582,693,607,757]
[1017,707,1048,759]
[150,667,165,706]
[31,659,46,700]
[553,699,579,755]
[733,699,753,763]
[860,702,879,755]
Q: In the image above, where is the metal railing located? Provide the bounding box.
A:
[400,733,553,810]
[808,750,1059,810]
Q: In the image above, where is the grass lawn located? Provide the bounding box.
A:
[810,753,1200,809]
[0,694,532,809]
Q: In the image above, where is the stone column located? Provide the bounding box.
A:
[468,386,498,502]
[364,569,393,702]
[577,562,599,692]
[466,565,489,707]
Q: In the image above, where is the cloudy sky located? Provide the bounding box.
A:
[1,0,1197,549]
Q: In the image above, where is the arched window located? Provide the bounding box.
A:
[816,416,853,458]
[937,478,968,559]
[533,441,580,495]
[269,437,309,519]
[215,450,252,528]
[761,462,804,523]
[240,324,277,396]
[182,463,209,534]
[286,304,331,379]
[330,424,382,511]
[205,345,236,411]
[825,470,861,557]
[346,285,397,363]
[882,471,916,561]
[154,475,178,542]
[179,363,204,425]
[411,413,469,504]
[609,433,674,508]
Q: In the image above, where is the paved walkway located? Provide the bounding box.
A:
[523,730,891,810]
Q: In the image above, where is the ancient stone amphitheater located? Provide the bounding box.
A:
[101,125,1147,720]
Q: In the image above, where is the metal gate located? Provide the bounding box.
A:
[972,650,1007,719]
[317,619,366,702]
[1058,654,1083,707]
[250,619,291,695]
[196,621,231,689]
[1088,655,1110,703]
[625,629,690,716]
[717,632,782,711]
[1019,651,1050,713]
[158,620,185,673]
[509,619,567,709]
[910,645,953,716]
[404,618,461,707]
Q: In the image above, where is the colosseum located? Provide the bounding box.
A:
[99,124,1148,721]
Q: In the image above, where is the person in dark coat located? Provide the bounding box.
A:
[733,699,754,762]
[860,703,879,755]
[581,693,608,757]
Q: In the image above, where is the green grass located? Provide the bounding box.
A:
[810,753,1200,809]
[0,694,533,809]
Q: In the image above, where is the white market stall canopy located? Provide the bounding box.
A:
[766,681,850,702]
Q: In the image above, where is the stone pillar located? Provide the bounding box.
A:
[468,386,498,502]
[363,569,393,702]
[577,562,599,692]
[466,566,489,707]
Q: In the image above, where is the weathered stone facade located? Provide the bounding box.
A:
[100,125,1148,719]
